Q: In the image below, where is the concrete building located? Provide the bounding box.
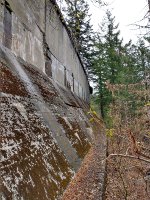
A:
[0,0,90,101]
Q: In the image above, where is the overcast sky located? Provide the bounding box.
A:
[89,0,148,43]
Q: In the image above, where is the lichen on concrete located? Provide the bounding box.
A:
[0,45,97,199]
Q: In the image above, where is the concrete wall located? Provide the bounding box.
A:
[0,0,45,71]
[0,0,90,101]
[0,1,4,43]
[0,46,94,199]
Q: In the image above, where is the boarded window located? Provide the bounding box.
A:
[3,1,12,49]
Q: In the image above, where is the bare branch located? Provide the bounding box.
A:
[105,153,150,164]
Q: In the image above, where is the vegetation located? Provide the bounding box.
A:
[89,7,150,199]
[59,0,150,198]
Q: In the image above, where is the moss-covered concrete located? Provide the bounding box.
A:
[0,45,95,199]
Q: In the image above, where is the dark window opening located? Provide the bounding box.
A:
[3,1,12,49]
[72,73,74,92]
[45,49,52,77]
[89,85,93,94]
[64,67,67,87]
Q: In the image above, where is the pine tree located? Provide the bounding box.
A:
[104,11,123,84]
[90,11,124,118]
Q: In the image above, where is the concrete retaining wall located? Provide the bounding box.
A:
[0,0,90,101]
[0,45,94,199]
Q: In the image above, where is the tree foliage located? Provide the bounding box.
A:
[90,11,125,118]
[89,10,150,198]
[90,10,150,120]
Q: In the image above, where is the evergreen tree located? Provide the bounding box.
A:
[136,39,150,90]
[90,11,124,118]
[91,10,150,120]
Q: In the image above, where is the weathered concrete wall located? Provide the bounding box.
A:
[0,0,45,70]
[0,45,94,199]
[0,0,90,101]
[0,1,3,43]
[45,1,90,100]
[0,1,106,199]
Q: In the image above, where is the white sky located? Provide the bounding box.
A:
[89,0,148,43]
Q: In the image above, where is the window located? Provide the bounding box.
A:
[3,1,12,49]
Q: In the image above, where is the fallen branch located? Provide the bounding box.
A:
[104,153,150,164]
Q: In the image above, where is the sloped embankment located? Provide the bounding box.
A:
[1,44,107,200]
[0,44,95,200]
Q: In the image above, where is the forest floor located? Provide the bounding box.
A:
[105,131,150,200]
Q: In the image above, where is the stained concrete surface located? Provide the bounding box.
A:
[0,0,90,101]
[0,44,94,199]
[0,1,106,199]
